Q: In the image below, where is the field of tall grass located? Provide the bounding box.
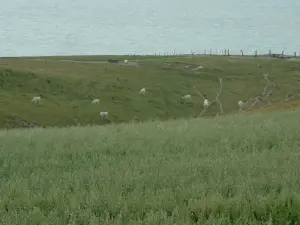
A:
[1,109,300,224]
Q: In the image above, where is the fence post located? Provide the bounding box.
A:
[241,50,244,56]
[281,51,284,58]
[227,49,230,56]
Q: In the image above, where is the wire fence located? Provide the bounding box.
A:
[127,49,300,58]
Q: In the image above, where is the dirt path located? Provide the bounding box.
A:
[29,58,140,67]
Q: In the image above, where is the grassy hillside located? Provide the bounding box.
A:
[1,110,300,224]
[1,55,300,128]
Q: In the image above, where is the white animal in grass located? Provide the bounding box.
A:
[92,99,100,104]
[31,96,41,104]
[100,112,108,120]
[124,59,128,64]
[140,88,146,95]
[203,99,209,109]
[182,94,191,101]
[238,100,244,110]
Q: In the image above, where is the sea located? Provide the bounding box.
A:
[1,0,300,57]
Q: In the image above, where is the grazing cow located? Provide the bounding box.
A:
[92,99,100,104]
[182,94,191,101]
[31,96,41,104]
[140,88,146,95]
[203,99,209,109]
[100,112,108,120]
[238,100,244,111]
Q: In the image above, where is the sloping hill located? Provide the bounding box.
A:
[1,55,300,128]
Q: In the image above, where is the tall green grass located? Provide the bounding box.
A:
[1,109,300,224]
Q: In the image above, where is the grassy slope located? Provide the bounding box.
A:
[1,110,300,224]
[1,55,300,128]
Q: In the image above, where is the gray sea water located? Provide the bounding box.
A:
[1,0,300,57]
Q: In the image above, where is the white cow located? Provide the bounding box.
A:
[182,94,191,101]
[31,96,41,104]
[140,88,146,95]
[100,112,108,120]
[92,99,100,104]
[238,100,244,111]
[203,99,209,109]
